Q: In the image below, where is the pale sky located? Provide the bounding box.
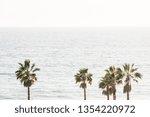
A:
[0,0,150,27]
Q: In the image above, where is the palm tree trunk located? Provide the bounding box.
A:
[28,87,30,100]
[127,91,129,100]
[113,92,116,100]
[127,84,130,100]
[113,85,116,100]
[106,85,109,100]
[84,88,86,100]
[126,83,130,100]
[107,95,109,100]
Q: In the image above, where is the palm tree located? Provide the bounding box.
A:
[74,68,92,100]
[102,66,123,100]
[122,64,142,100]
[15,59,40,100]
[99,74,113,100]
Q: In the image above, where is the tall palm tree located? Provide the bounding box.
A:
[15,59,40,100]
[74,68,92,100]
[99,74,113,100]
[122,64,142,100]
[103,66,123,100]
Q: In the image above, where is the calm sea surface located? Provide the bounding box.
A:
[0,27,150,100]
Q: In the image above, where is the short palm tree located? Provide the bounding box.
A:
[103,66,123,100]
[15,59,40,100]
[74,68,92,100]
[122,64,142,100]
[99,74,113,100]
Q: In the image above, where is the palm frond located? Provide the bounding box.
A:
[87,73,92,85]
[80,83,86,89]
[134,72,142,79]
[32,68,40,72]
[15,70,22,74]
[79,68,88,74]
[18,63,23,67]
[102,90,108,95]
[131,68,138,73]
[30,64,35,71]
[24,59,30,69]
[133,79,138,83]
[75,74,82,83]
[123,84,131,93]
[75,78,81,83]
[131,64,134,69]
[105,69,109,73]
[99,81,106,89]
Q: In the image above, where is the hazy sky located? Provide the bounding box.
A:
[0,0,150,27]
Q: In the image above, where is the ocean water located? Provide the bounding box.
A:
[0,27,150,100]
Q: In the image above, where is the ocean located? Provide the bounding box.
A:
[0,27,150,100]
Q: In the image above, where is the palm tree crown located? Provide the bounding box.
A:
[15,59,40,100]
[74,68,92,100]
[122,63,142,100]
[100,66,123,100]
[99,74,113,100]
